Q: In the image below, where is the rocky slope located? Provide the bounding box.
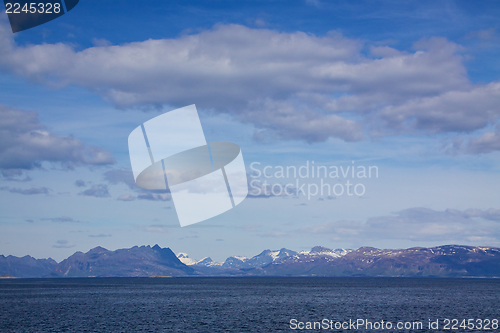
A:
[263,245,500,277]
[0,255,57,278]
[2,244,500,278]
[52,245,194,277]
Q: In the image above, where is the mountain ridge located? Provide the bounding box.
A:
[52,244,193,277]
[1,244,500,278]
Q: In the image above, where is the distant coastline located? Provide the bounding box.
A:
[1,244,500,279]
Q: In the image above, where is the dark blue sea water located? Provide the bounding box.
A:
[0,277,499,332]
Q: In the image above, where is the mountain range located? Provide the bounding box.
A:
[1,244,499,278]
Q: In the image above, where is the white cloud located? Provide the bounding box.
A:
[0,105,115,169]
[117,193,136,201]
[379,82,500,133]
[442,125,500,155]
[465,126,500,154]
[245,99,363,142]
[52,240,76,248]
[465,28,497,40]
[41,216,83,223]
[74,180,87,187]
[0,22,499,144]
[78,184,111,198]
[137,193,171,202]
[1,169,32,181]
[303,207,500,243]
[104,169,137,189]
[91,38,112,47]
[88,234,112,238]
[0,186,50,195]
[104,168,171,200]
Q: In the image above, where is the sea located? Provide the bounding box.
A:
[0,277,499,332]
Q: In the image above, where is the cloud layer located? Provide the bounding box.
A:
[0,105,115,170]
[78,184,111,198]
[303,207,500,244]
[104,169,171,201]
[0,186,50,195]
[1,23,499,144]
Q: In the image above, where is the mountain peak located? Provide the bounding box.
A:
[87,246,109,254]
[53,245,193,277]
[310,246,333,253]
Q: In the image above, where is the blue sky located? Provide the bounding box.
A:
[1,0,500,262]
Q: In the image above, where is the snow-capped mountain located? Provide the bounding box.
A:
[264,245,500,277]
[177,246,352,270]
[299,246,352,258]
[222,248,298,268]
[2,244,500,278]
[222,256,249,268]
[176,253,222,267]
[176,244,500,277]
[196,257,222,267]
[176,253,198,266]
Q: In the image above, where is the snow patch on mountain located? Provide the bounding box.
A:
[176,253,222,266]
[299,246,352,258]
[196,257,222,267]
[176,253,197,265]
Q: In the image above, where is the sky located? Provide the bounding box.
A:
[1,0,500,262]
